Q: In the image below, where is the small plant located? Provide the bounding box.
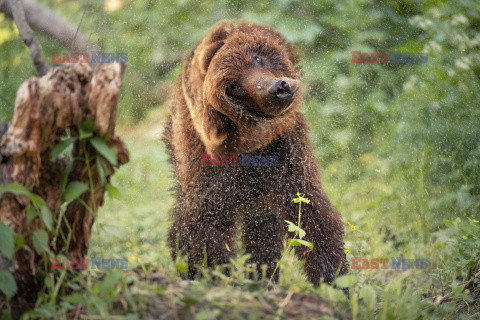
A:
[442,218,480,290]
[269,192,313,284]
[0,117,122,318]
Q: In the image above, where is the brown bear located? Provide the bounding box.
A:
[163,20,348,285]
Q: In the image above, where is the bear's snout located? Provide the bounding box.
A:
[256,77,299,116]
[266,79,298,111]
[244,71,300,116]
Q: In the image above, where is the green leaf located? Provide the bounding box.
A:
[32,229,50,255]
[0,270,17,299]
[62,293,86,304]
[443,219,454,227]
[13,234,25,251]
[26,205,38,223]
[293,192,310,204]
[0,222,15,259]
[64,181,89,202]
[50,137,76,162]
[96,157,107,185]
[79,117,94,139]
[29,194,46,208]
[175,262,188,275]
[90,137,118,166]
[0,183,46,208]
[285,220,306,239]
[0,183,31,197]
[40,206,53,231]
[334,274,359,288]
[288,238,313,249]
[106,183,122,200]
[60,161,73,193]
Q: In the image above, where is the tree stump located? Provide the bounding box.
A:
[0,62,129,315]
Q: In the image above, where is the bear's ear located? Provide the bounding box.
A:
[195,20,234,75]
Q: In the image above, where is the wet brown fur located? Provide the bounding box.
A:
[163,20,348,284]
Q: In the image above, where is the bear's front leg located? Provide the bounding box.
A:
[242,205,284,282]
[186,201,237,279]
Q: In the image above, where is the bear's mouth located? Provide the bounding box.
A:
[224,91,297,119]
[279,91,296,112]
[224,93,266,118]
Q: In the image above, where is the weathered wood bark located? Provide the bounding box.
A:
[0,62,129,315]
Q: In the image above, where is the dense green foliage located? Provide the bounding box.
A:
[0,0,479,319]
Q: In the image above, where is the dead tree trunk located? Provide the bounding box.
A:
[0,62,129,314]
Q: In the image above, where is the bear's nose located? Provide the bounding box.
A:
[267,79,298,110]
[269,80,293,99]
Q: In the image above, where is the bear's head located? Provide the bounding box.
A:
[185,21,303,156]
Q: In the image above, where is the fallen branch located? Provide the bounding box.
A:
[0,0,97,53]
[5,0,50,76]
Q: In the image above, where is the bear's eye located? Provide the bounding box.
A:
[226,83,246,99]
[253,55,264,66]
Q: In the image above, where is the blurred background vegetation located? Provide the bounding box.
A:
[0,0,479,318]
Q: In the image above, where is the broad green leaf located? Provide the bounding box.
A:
[90,137,118,166]
[29,194,46,208]
[50,137,76,162]
[13,234,25,251]
[26,205,37,223]
[79,117,94,139]
[40,206,53,231]
[32,229,50,255]
[0,183,46,208]
[443,219,453,227]
[0,270,17,299]
[64,181,89,202]
[285,220,306,239]
[106,183,122,200]
[0,222,14,259]
[0,183,31,196]
[288,238,313,249]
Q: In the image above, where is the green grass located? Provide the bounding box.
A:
[0,104,477,320]
[67,107,477,320]
[89,108,176,278]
